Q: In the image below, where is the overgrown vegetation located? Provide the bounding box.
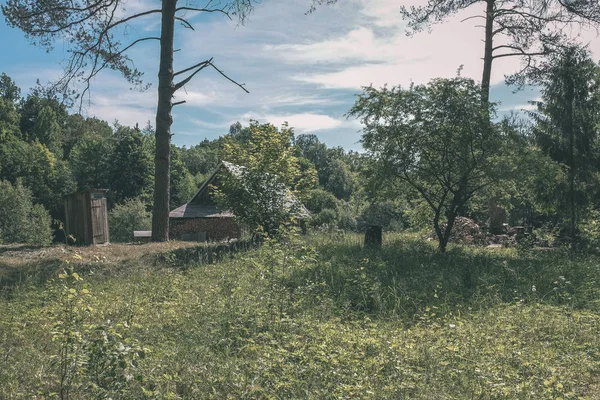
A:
[2,234,600,398]
[0,179,52,245]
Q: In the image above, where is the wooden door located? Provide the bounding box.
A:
[90,197,108,244]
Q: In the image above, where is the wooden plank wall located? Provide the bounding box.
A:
[64,191,109,245]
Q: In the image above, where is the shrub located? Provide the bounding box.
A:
[0,179,52,245]
[358,201,405,232]
[108,198,151,243]
[311,208,338,227]
[305,188,338,214]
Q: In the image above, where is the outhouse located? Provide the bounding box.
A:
[63,189,110,245]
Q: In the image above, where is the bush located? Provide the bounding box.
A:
[108,198,151,243]
[305,188,338,214]
[0,179,52,245]
[310,208,338,227]
[358,201,405,232]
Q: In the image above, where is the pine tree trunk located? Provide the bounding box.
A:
[151,0,176,242]
[566,73,576,245]
[481,0,495,104]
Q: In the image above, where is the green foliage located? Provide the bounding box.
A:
[170,145,198,209]
[222,120,307,189]
[31,105,62,154]
[180,138,222,176]
[528,46,600,238]
[111,126,153,204]
[349,77,500,251]
[0,73,21,140]
[324,158,356,200]
[311,208,338,227]
[214,163,302,236]
[358,200,405,231]
[216,121,315,235]
[0,179,52,245]
[305,188,338,214]
[46,263,147,398]
[4,235,600,398]
[69,134,114,192]
[108,198,151,243]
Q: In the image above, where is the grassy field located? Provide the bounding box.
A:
[1,233,600,399]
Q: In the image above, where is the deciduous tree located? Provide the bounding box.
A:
[348,77,500,252]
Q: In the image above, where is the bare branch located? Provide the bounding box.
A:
[173,100,187,106]
[461,15,485,23]
[174,58,213,77]
[207,62,250,94]
[106,9,162,30]
[174,62,211,90]
[176,17,195,30]
[176,6,232,20]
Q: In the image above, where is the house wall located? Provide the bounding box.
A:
[169,217,240,242]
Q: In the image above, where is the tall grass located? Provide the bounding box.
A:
[1,233,600,398]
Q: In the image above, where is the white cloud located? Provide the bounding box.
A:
[265,27,397,63]
[240,112,347,132]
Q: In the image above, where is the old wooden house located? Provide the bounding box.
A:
[64,189,110,245]
[169,162,308,241]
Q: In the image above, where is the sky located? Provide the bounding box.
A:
[1,0,599,150]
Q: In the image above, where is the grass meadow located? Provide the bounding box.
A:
[1,233,600,399]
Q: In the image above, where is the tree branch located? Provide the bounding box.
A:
[176,6,232,20]
[174,58,213,77]
[207,62,250,93]
[176,16,195,30]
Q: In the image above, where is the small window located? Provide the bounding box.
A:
[92,192,104,200]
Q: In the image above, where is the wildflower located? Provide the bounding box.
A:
[532,285,536,292]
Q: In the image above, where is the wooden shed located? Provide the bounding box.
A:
[63,189,110,245]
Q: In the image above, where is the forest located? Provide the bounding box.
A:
[3,0,600,398]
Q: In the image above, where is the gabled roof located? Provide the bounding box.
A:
[169,203,234,219]
[170,161,309,219]
[188,161,241,205]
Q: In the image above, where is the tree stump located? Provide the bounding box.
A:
[364,225,382,249]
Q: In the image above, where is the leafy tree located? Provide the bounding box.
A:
[0,137,75,219]
[61,115,113,159]
[325,158,356,200]
[108,198,151,243]
[19,88,69,144]
[305,188,338,214]
[295,134,330,186]
[111,126,153,204]
[170,145,197,209]
[216,121,315,235]
[180,139,222,177]
[31,105,62,154]
[0,73,21,140]
[349,77,500,252]
[3,0,259,241]
[69,135,115,192]
[0,72,20,103]
[0,179,52,245]
[222,121,316,193]
[527,46,600,240]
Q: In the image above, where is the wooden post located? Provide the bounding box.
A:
[364,225,382,249]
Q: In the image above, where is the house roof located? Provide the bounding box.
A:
[170,161,309,219]
[169,203,234,219]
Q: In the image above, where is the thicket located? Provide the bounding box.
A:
[108,198,152,243]
[0,179,52,245]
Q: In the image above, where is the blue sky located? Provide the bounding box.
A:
[1,0,597,150]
